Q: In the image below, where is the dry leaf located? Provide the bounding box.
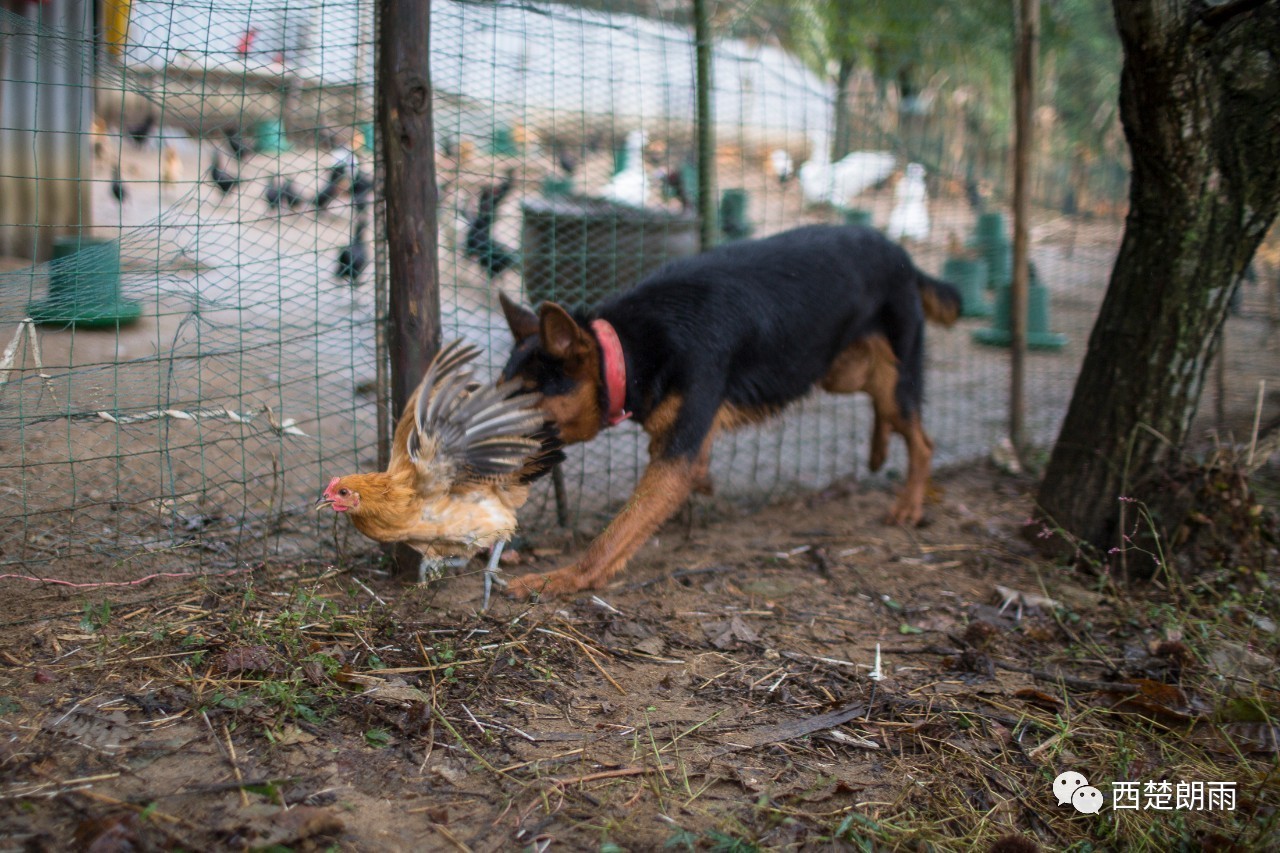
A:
[1221,721,1280,753]
[633,636,667,656]
[74,812,142,853]
[994,584,1061,613]
[1014,687,1064,711]
[273,725,316,746]
[44,709,133,752]
[706,614,760,649]
[425,756,469,786]
[366,683,431,705]
[244,806,343,846]
[217,645,276,675]
[1207,642,1273,692]
[1105,679,1206,723]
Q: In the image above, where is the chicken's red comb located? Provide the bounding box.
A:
[324,476,341,494]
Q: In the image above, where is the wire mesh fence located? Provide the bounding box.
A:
[2,0,1271,579]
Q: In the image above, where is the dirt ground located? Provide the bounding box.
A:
[3,461,1278,851]
[3,124,1279,852]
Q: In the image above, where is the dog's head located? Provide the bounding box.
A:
[499,292,605,445]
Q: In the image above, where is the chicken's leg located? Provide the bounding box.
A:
[482,541,506,611]
[417,555,466,585]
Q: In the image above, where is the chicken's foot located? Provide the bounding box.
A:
[482,541,506,611]
[418,555,466,585]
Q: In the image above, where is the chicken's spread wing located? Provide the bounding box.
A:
[390,340,546,495]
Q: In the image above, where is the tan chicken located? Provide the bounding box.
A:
[162,144,183,185]
[317,340,562,607]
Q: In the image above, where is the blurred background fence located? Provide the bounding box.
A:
[1,0,1275,579]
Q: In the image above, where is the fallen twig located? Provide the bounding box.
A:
[715,702,869,752]
[619,565,736,591]
[550,764,676,787]
[0,567,252,589]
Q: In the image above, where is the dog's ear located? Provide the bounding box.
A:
[499,291,539,342]
[539,302,590,362]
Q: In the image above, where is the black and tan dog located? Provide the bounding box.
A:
[499,224,961,598]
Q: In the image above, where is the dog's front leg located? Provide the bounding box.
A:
[509,456,697,598]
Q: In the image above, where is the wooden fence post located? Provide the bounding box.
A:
[693,0,716,251]
[378,0,440,577]
[1011,0,1039,458]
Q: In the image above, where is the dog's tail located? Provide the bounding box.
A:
[917,271,963,327]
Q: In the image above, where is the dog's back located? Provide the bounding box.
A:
[499,223,960,599]
[597,224,958,417]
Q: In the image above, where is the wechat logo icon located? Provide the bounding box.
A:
[1054,770,1104,815]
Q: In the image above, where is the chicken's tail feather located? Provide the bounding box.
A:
[517,421,566,484]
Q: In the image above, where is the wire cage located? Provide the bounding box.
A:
[0,0,1184,581]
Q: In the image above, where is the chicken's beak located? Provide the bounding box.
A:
[315,495,334,511]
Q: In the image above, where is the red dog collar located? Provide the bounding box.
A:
[590,318,631,427]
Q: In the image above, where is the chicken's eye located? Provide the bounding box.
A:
[338,488,350,497]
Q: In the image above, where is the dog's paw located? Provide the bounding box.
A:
[883,502,925,527]
[507,572,552,600]
[507,568,581,600]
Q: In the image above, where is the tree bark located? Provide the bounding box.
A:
[1036,0,1280,551]
[378,0,440,575]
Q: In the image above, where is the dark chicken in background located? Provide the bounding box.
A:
[465,170,520,279]
[336,221,369,283]
[223,125,251,161]
[126,112,155,147]
[265,177,303,211]
[314,162,346,212]
[209,152,239,196]
[110,166,126,205]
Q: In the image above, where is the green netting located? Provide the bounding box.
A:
[1,0,378,576]
[0,0,1159,577]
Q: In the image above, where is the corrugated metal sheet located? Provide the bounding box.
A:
[120,0,832,142]
[0,0,94,262]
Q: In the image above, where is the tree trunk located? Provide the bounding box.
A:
[1037,0,1280,551]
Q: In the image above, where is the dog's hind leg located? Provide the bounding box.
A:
[823,335,932,525]
[883,411,933,525]
[821,336,898,473]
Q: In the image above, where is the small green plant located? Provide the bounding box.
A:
[705,831,759,853]
[80,600,111,632]
[663,827,698,851]
[364,728,391,748]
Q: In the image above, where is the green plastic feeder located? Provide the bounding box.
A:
[490,126,519,157]
[29,236,140,328]
[253,118,291,154]
[942,256,992,318]
[679,162,699,207]
[971,211,1011,288]
[358,121,375,153]
[542,175,574,198]
[974,211,1007,243]
[719,189,754,241]
[843,208,873,228]
[972,267,1067,350]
